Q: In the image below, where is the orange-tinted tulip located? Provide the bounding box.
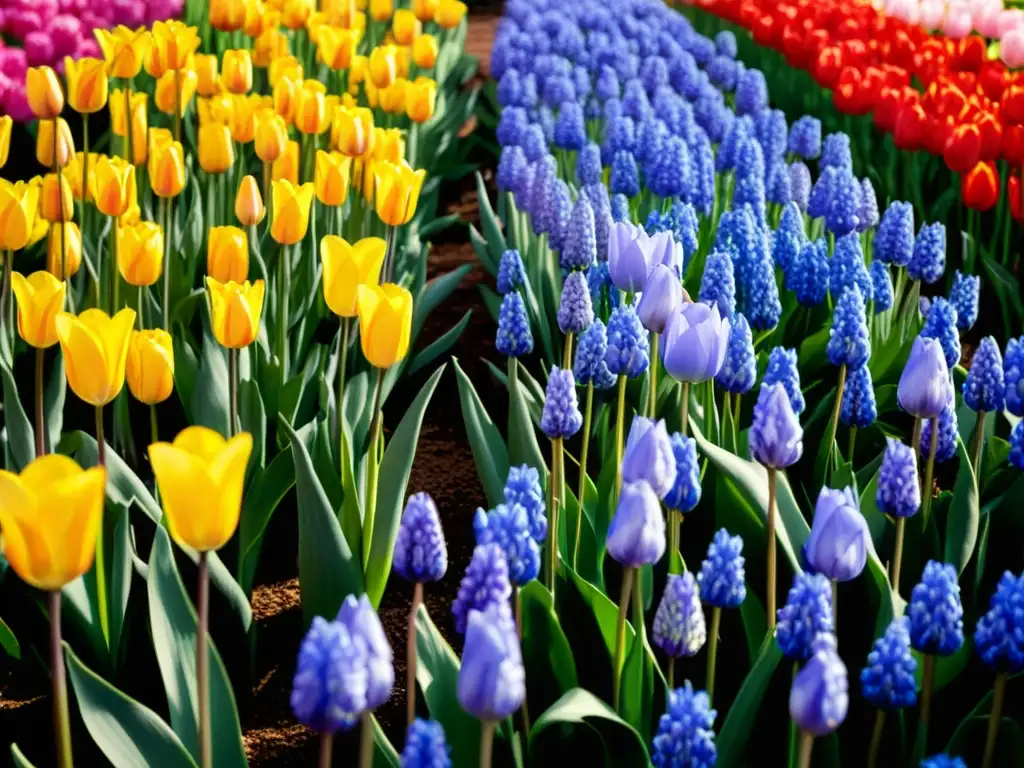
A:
[318,26,361,70]
[118,222,164,286]
[374,160,426,226]
[255,109,288,163]
[210,0,247,32]
[196,54,220,97]
[333,106,374,156]
[10,271,66,348]
[413,35,438,69]
[406,78,436,123]
[296,80,329,135]
[273,75,302,124]
[126,330,175,405]
[26,66,64,119]
[199,124,235,174]
[412,0,438,22]
[64,57,108,114]
[40,174,73,222]
[223,50,254,94]
[94,26,151,79]
[254,27,291,68]
[198,93,234,126]
[150,20,201,76]
[393,10,421,45]
[109,89,148,136]
[314,151,352,206]
[273,140,300,184]
[208,227,250,283]
[155,68,198,116]
[149,139,186,199]
[962,161,1000,212]
[93,156,136,217]
[48,222,82,280]
[36,118,74,169]
[230,94,260,143]
[369,45,398,89]
[370,0,393,22]
[235,175,265,226]
[206,277,265,349]
[434,0,466,28]
[270,179,315,244]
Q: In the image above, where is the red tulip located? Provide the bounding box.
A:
[975,111,1003,161]
[956,36,987,73]
[924,115,956,157]
[753,13,779,48]
[961,161,999,212]
[1001,84,1024,126]
[894,102,927,151]
[1002,124,1024,164]
[943,123,982,172]
[834,66,869,115]
[815,46,844,89]
[1008,173,1024,222]
[873,86,904,132]
[979,62,1007,102]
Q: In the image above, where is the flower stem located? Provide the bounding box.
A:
[574,381,594,571]
[35,348,45,457]
[891,517,906,595]
[766,467,778,632]
[479,720,497,768]
[563,331,574,369]
[915,653,936,760]
[150,405,159,445]
[971,410,986,478]
[824,364,847,477]
[277,244,290,381]
[49,592,73,768]
[123,80,133,164]
[197,551,212,768]
[318,732,333,768]
[612,567,635,713]
[229,347,239,438]
[82,115,90,258]
[547,437,563,598]
[982,672,1008,768]
[361,367,386,568]
[109,217,118,312]
[648,334,659,417]
[847,426,857,463]
[667,657,674,689]
[706,606,721,703]
[407,582,422,728]
[614,374,627,501]
[921,416,939,525]
[797,731,814,768]
[163,196,173,331]
[95,406,109,644]
[680,380,690,436]
[868,709,885,768]
[514,585,531,736]
[382,225,397,283]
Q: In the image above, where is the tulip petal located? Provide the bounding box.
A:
[149,443,219,551]
[206,432,253,549]
[56,312,113,405]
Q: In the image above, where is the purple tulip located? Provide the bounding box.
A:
[456,604,525,722]
[898,337,953,420]
[789,633,848,737]
[621,417,677,499]
[803,488,869,582]
[608,221,657,293]
[649,230,683,276]
[606,480,666,567]
[660,301,730,383]
[749,382,804,469]
[637,264,683,333]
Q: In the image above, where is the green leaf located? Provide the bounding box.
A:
[528,688,650,765]
[279,415,362,624]
[412,264,472,339]
[45,350,66,454]
[945,439,980,576]
[407,310,471,376]
[1,360,34,472]
[147,528,246,768]
[237,446,297,594]
[65,641,198,768]
[108,506,132,661]
[191,330,230,436]
[239,378,267,478]
[520,581,578,717]
[0,613,19,658]
[619,621,661,738]
[415,605,481,767]
[475,171,507,264]
[454,358,510,507]
[508,359,547,478]
[366,364,446,608]
[372,715,400,767]
[717,637,784,766]
[9,744,37,768]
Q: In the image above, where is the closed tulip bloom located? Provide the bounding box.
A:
[198,93,234,126]
[0,181,40,251]
[94,26,151,79]
[11,271,66,348]
[118,222,163,286]
[206,278,265,349]
[457,603,525,721]
[150,20,201,76]
[149,426,253,552]
[412,0,439,21]
[0,455,106,590]
[413,35,438,69]
[149,140,186,198]
[661,301,730,383]
[370,0,394,22]
[55,308,136,406]
[40,174,73,223]
[435,0,466,28]
[207,227,249,284]
[36,118,74,169]
[26,66,64,119]
[804,487,869,582]
[607,479,666,567]
[254,27,291,68]
[321,236,386,317]
[406,79,437,123]
[199,124,235,174]
[48,223,83,280]
[790,634,849,737]
[608,221,657,293]
[621,417,677,500]
[898,337,952,419]
[318,27,361,71]
[109,90,148,137]
[296,81,328,135]
[0,116,11,168]
[356,283,413,368]
[127,330,174,405]
[369,45,398,89]
[195,54,220,96]
[271,180,315,244]
[379,78,408,116]
[235,175,265,227]
[222,50,253,95]
[64,57,108,114]
[334,106,375,156]
[393,10,421,45]
[255,109,288,164]
[93,156,136,217]
[374,160,426,227]
[315,151,352,206]
[210,0,247,32]
[273,140,301,184]
[637,264,682,334]
[155,69,198,117]
[750,382,804,469]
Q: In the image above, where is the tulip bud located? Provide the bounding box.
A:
[273,140,301,184]
[621,417,677,499]
[897,336,953,419]
[356,283,413,368]
[789,634,848,737]
[606,479,666,567]
[369,45,398,89]
[406,78,437,123]
[803,487,868,582]
[296,81,329,135]
[456,603,525,721]
[223,50,254,95]
[149,139,187,199]
[64,57,109,114]
[373,160,426,227]
[199,124,235,174]
[195,54,220,97]
[333,106,375,157]
[26,66,64,120]
[393,10,421,45]
[231,176,264,228]
[55,308,137,406]
[118,222,164,287]
[321,235,386,317]
[255,109,288,164]
[750,382,804,469]
[40,174,74,223]
[0,180,41,252]
[47,222,83,280]
[93,156,136,217]
[206,277,266,349]
[36,118,74,169]
[413,35,438,69]
[126,330,175,405]
[10,271,66,349]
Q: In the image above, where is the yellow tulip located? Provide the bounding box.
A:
[296,80,329,135]
[282,0,314,29]
[332,106,374,157]
[194,54,220,97]
[0,455,106,591]
[349,55,369,90]
[314,151,352,207]
[117,170,142,227]
[235,176,265,227]
[198,93,234,126]
[94,26,151,79]
[0,115,11,168]
[255,109,288,164]
[413,34,438,69]
[270,179,315,245]
[392,10,420,45]
[208,227,250,283]
[379,78,408,115]
[48,222,83,280]
[109,90,147,138]
[40,174,74,223]
[199,124,235,174]
[307,11,329,43]
[273,140,300,184]
[55,308,136,406]
[0,180,41,251]
[370,0,393,22]
[148,427,253,552]
[66,153,95,202]
[155,68,198,116]
[269,56,304,88]
[150,20,201,77]
[254,27,291,68]
[411,0,439,22]
[273,75,301,125]
[10,271,66,349]
[36,118,74,169]
[229,94,259,143]
[318,26,361,70]
[26,66,64,119]
[222,50,253,95]
[369,45,398,89]
[210,0,247,31]
[246,0,272,37]
[434,0,466,28]
[127,330,175,405]
[321,236,386,317]
[374,160,425,226]
[206,277,265,349]
[327,0,357,26]
[117,222,163,287]
[356,283,412,367]
[406,78,437,123]
[92,156,136,217]
[64,57,108,114]
[149,140,186,199]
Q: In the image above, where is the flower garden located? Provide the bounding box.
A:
[1,0,1023,766]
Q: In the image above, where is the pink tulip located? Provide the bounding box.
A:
[888,0,921,24]
[49,15,82,59]
[1002,28,1024,67]
[0,47,27,79]
[998,9,1024,36]
[920,0,946,29]
[75,37,101,59]
[7,10,42,40]
[944,4,975,38]
[976,3,1006,36]
[3,81,34,122]
[24,31,55,67]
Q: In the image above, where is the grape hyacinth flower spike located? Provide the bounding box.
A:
[451,543,512,635]
[862,618,917,768]
[664,432,700,571]
[698,529,745,702]
[401,719,451,768]
[540,366,582,596]
[876,439,920,591]
[824,285,871,472]
[840,363,877,461]
[606,302,650,498]
[949,270,980,331]
[962,336,1005,475]
[651,682,717,768]
[653,572,706,688]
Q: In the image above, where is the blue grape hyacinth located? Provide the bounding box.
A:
[827,286,871,369]
[789,161,812,212]
[557,270,594,335]
[393,493,448,584]
[573,318,617,391]
[859,178,880,231]
[401,719,451,768]
[743,237,782,331]
[974,570,1024,672]
[560,195,597,271]
[497,249,527,295]
[921,756,967,768]
[503,464,546,543]
[876,439,920,518]
[1005,337,1024,416]
[821,132,853,171]
[653,572,707,658]
[920,297,961,370]
[473,504,541,587]
[735,67,767,115]
[830,233,872,303]
[840,363,877,429]
[776,572,835,661]
[664,433,701,513]
[541,366,584,439]
[1011,422,1024,470]
[825,169,861,236]
[908,222,946,284]
[861,617,918,710]
[698,529,746,609]
[575,143,602,187]
[496,292,534,358]
[789,115,822,160]
[715,313,757,395]
[772,203,806,271]
[336,595,393,710]
[789,239,830,306]
[610,150,641,198]
[807,166,835,220]
[291,616,368,732]
[874,201,915,266]
[651,682,717,768]
[451,543,512,635]
[908,561,964,657]
[870,260,894,313]
[764,346,805,415]
[919,394,958,463]
[963,336,1005,413]
[699,250,737,320]
[949,270,980,331]
[605,304,650,378]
